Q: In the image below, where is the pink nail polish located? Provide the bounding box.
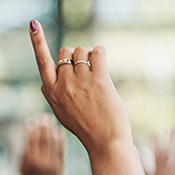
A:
[30,19,38,33]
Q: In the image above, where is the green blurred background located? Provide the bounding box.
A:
[0,0,175,174]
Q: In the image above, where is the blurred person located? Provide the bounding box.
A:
[28,19,143,175]
[139,129,175,175]
[20,114,64,175]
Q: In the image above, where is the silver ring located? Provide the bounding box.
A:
[74,60,91,67]
[57,58,73,67]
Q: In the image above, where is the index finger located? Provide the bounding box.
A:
[29,19,57,89]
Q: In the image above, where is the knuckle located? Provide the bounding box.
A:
[93,46,106,55]
[33,37,43,46]
[37,56,49,69]
[58,47,71,57]
[74,46,86,54]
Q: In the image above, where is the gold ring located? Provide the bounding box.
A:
[74,60,91,67]
[57,58,73,67]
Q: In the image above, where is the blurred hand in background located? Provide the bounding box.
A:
[139,129,175,175]
[20,114,65,175]
[153,130,175,175]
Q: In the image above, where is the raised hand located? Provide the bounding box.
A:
[138,130,175,175]
[20,115,64,175]
[153,131,175,175]
[29,19,143,175]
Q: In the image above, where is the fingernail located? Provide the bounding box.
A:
[30,19,38,33]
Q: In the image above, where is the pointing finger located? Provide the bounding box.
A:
[29,19,57,89]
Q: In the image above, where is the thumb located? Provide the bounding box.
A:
[29,19,57,89]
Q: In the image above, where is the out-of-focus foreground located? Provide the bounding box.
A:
[0,0,175,175]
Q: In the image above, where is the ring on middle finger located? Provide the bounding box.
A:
[74,60,91,67]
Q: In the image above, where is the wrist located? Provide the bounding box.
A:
[87,140,143,175]
[84,128,133,155]
[87,138,134,159]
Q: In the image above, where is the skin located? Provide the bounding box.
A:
[29,20,142,175]
[142,130,175,175]
[20,115,64,175]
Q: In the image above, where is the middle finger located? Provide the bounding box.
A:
[73,46,92,75]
